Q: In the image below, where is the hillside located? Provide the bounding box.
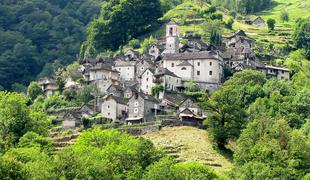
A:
[0,0,103,90]
[129,0,310,60]
[143,126,232,172]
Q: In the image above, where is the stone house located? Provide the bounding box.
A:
[136,59,156,78]
[106,84,124,97]
[252,17,265,27]
[226,30,254,49]
[159,92,188,110]
[258,65,290,80]
[38,77,58,97]
[62,111,81,129]
[126,92,160,124]
[125,50,140,61]
[153,67,182,92]
[140,68,156,95]
[89,63,120,82]
[101,95,128,122]
[148,44,165,61]
[114,60,137,81]
[179,108,204,127]
[124,84,139,99]
[179,98,202,116]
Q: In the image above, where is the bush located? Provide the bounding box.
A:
[129,39,141,49]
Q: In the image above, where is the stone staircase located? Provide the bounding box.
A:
[49,128,83,152]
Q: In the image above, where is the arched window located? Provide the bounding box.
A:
[181,67,187,70]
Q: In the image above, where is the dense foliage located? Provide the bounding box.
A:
[0,0,103,90]
[293,18,310,59]
[81,0,163,59]
[210,0,272,14]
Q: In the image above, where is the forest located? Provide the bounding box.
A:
[0,0,310,179]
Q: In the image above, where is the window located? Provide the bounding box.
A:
[209,62,213,66]
[181,67,186,70]
[171,63,175,67]
[107,105,110,110]
[134,101,139,107]
[147,71,149,75]
[282,70,285,74]
[209,71,213,76]
[134,108,138,113]
[197,62,200,66]
[146,78,149,82]
[169,27,173,36]
[197,71,200,76]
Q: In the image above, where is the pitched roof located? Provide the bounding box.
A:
[162,92,188,106]
[107,95,128,105]
[154,67,180,78]
[107,84,124,92]
[90,63,118,72]
[138,92,159,103]
[167,20,178,25]
[176,61,193,67]
[163,51,220,61]
[114,60,137,67]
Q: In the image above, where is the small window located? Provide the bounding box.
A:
[146,78,149,82]
[134,101,139,107]
[197,62,200,66]
[134,108,138,113]
[181,67,186,70]
[209,62,213,66]
[147,71,149,75]
[197,71,200,76]
[282,70,285,74]
[209,71,213,76]
[107,105,110,110]
[171,63,175,67]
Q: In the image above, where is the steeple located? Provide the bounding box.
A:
[165,20,179,54]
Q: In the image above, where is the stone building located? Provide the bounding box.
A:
[165,20,180,54]
[140,68,156,95]
[252,17,265,27]
[106,84,124,97]
[258,65,290,80]
[114,60,137,81]
[101,95,128,122]
[153,67,182,92]
[38,77,58,97]
[126,92,160,124]
[89,63,120,94]
[136,59,156,78]
[163,51,224,90]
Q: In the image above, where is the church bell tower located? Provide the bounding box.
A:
[166,20,179,54]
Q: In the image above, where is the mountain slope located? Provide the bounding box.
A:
[143,126,232,172]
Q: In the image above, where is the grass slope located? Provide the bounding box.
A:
[143,126,232,172]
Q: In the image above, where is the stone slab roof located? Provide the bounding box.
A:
[163,51,219,61]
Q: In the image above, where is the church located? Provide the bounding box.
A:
[162,20,224,91]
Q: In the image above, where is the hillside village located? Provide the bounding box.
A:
[39,20,290,130]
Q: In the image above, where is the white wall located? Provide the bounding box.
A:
[115,66,136,81]
[141,69,155,95]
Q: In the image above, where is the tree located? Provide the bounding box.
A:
[0,92,50,152]
[267,18,276,31]
[76,85,97,104]
[86,0,163,52]
[280,10,289,22]
[142,157,219,180]
[204,70,266,148]
[225,18,234,29]
[55,128,162,179]
[293,18,310,58]
[209,30,222,46]
[27,82,43,101]
[233,118,310,179]
[151,84,164,98]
